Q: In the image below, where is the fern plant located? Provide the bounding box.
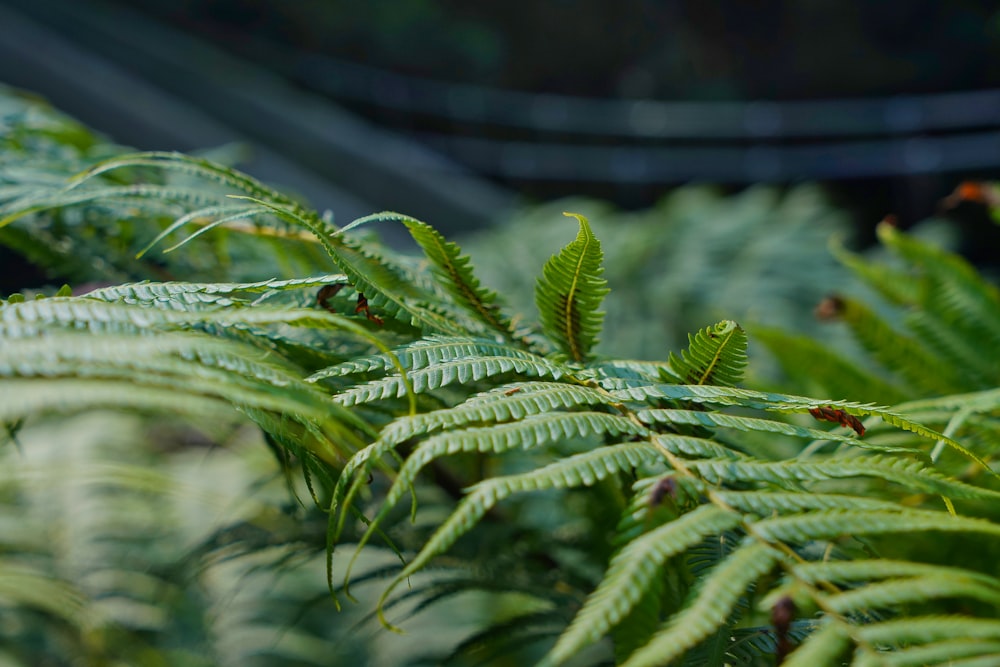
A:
[3,141,1000,667]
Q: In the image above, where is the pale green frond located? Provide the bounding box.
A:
[0,183,225,227]
[84,274,347,310]
[357,413,645,543]
[377,382,609,444]
[0,333,330,414]
[534,212,609,362]
[715,490,910,516]
[896,386,1000,415]
[68,151,303,208]
[333,355,569,406]
[620,541,780,667]
[0,298,381,341]
[881,639,1000,667]
[666,320,748,386]
[825,574,1000,615]
[686,456,1000,501]
[617,384,996,472]
[754,509,1000,544]
[539,505,742,667]
[310,336,550,379]
[0,378,235,422]
[857,616,1000,646]
[142,205,273,256]
[388,442,663,593]
[0,562,87,626]
[780,621,850,667]
[636,408,901,451]
[651,433,749,460]
[791,559,1000,589]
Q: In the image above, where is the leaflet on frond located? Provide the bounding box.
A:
[666,320,747,387]
[534,213,609,363]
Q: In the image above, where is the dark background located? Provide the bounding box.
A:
[4,0,1000,260]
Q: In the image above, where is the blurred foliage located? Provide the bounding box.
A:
[0,84,333,292]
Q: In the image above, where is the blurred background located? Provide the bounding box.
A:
[3,0,1000,251]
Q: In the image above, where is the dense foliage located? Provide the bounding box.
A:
[2,88,1000,667]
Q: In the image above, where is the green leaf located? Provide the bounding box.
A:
[332,355,568,406]
[540,506,742,666]
[400,215,515,337]
[620,540,780,667]
[780,621,849,667]
[667,320,748,386]
[85,274,347,310]
[310,336,550,380]
[534,212,609,362]
[383,442,664,607]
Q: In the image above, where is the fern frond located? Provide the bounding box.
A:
[825,574,1000,614]
[84,273,347,310]
[880,639,1000,667]
[781,621,850,667]
[534,212,609,363]
[70,152,299,204]
[0,562,87,626]
[877,222,1000,341]
[636,408,903,452]
[397,214,516,337]
[332,355,569,406]
[0,184,223,227]
[321,231,469,335]
[753,327,911,406]
[824,295,966,395]
[666,320,748,386]
[714,490,913,515]
[686,456,1000,501]
[0,378,235,422]
[138,203,272,257]
[539,505,742,666]
[384,412,646,506]
[377,382,609,445]
[310,336,550,379]
[651,433,749,460]
[388,442,664,589]
[622,541,780,667]
[614,384,996,471]
[754,508,1000,543]
[354,413,646,592]
[857,615,1000,647]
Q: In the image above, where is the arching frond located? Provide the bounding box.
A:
[332,355,569,406]
[399,215,516,337]
[753,327,911,406]
[85,273,347,310]
[538,507,744,667]
[620,541,780,667]
[534,212,609,363]
[390,442,664,588]
[377,382,609,445]
[310,336,552,380]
